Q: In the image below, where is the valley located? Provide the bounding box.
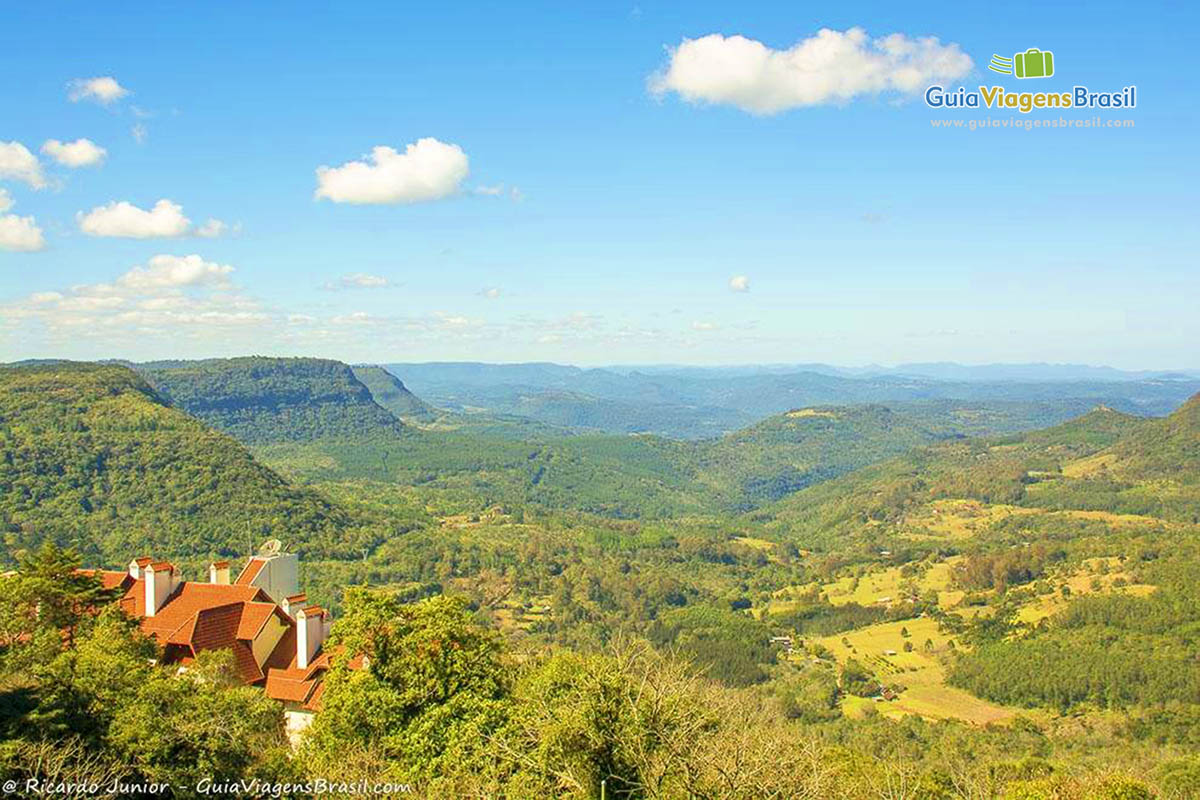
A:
[2,356,1199,796]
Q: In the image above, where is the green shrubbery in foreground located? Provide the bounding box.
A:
[2,546,1192,800]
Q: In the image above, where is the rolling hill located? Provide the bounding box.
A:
[0,362,381,565]
[762,404,1157,554]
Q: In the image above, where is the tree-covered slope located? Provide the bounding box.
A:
[0,363,376,564]
[351,365,438,423]
[1020,394,1200,523]
[1106,393,1200,480]
[261,404,967,518]
[764,404,1154,552]
[138,357,405,443]
[693,405,946,508]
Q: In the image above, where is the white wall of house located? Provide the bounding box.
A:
[253,554,300,604]
[284,709,314,747]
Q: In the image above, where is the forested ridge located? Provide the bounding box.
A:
[0,363,390,565]
[138,356,407,443]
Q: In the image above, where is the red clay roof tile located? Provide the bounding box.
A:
[234,558,266,586]
[236,601,284,640]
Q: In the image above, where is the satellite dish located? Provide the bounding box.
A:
[259,538,283,557]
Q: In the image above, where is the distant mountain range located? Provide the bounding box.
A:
[606,362,1200,382]
[385,361,1200,438]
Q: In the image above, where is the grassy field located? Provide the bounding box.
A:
[1015,557,1157,624]
[813,617,1017,725]
[900,499,1022,541]
[818,556,962,607]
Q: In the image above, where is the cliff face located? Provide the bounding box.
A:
[138,357,405,444]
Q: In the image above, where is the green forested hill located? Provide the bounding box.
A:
[258,396,1146,519]
[1107,393,1200,480]
[351,365,438,423]
[259,404,972,518]
[694,405,945,508]
[137,356,405,443]
[0,363,384,565]
[757,398,1200,719]
[764,404,1154,550]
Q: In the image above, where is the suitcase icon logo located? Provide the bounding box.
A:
[988,48,1055,79]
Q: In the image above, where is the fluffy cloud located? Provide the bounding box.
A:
[729,275,750,292]
[322,272,391,290]
[315,138,469,204]
[67,76,130,104]
[41,138,107,167]
[650,27,972,113]
[691,320,719,331]
[0,141,47,189]
[0,214,46,252]
[116,254,235,290]
[0,188,12,213]
[78,199,192,238]
[1,254,263,344]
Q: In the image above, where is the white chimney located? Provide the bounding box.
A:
[209,561,231,584]
[128,557,151,580]
[295,606,325,669]
[281,593,306,618]
[144,562,175,617]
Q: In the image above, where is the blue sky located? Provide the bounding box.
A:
[1,1,1195,367]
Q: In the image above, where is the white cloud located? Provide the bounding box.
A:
[131,124,148,144]
[322,272,391,290]
[315,138,469,204]
[67,76,130,104]
[0,214,46,252]
[78,199,192,238]
[691,320,718,331]
[729,275,750,292]
[481,287,502,299]
[0,188,12,213]
[650,27,972,114]
[195,218,227,238]
[0,254,265,344]
[41,138,107,168]
[0,141,47,189]
[474,183,523,202]
[116,254,234,291]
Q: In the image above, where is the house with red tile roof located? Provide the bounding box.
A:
[86,545,345,742]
